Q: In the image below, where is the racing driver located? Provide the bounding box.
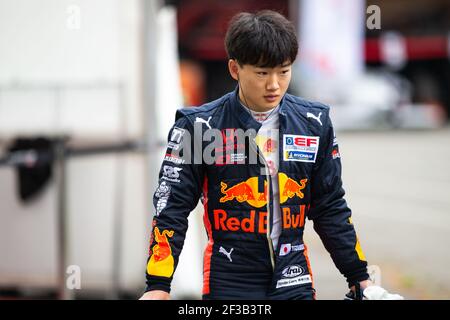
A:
[140,10,404,300]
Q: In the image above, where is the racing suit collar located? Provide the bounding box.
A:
[231,86,288,131]
[231,86,262,132]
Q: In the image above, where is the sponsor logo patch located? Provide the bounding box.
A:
[283,135,320,163]
[213,209,268,234]
[195,116,212,129]
[219,173,307,208]
[213,207,307,234]
[162,165,182,183]
[276,264,311,288]
[168,127,185,150]
[306,112,323,126]
[230,153,247,163]
[332,147,340,159]
[282,265,304,278]
[219,246,234,262]
[276,275,312,288]
[279,243,305,256]
[147,227,175,277]
[164,153,185,165]
[155,181,171,216]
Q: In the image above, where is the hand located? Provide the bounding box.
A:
[347,280,404,300]
[362,286,404,300]
[139,290,170,300]
[353,279,373,291]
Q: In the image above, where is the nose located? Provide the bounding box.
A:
[266,74,280,91]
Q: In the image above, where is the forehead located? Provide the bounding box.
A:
[243,61,292,69]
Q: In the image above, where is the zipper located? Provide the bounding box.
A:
[250,139,275,270]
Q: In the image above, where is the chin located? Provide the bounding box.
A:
[266,101,280,108]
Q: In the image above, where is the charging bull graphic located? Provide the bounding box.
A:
[220,181,256,202]
[220,178,268,208]
[279,173,308,200]
[220,173,308,207]
[147,227,175,277]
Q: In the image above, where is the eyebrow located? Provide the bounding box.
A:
[255,63,292,69]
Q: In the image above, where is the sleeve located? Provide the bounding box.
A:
[145,115,205,293]
[307,108,369,287]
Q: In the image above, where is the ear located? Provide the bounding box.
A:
[228,59,239,81]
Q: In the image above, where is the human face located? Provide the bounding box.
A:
[228,59,292,112]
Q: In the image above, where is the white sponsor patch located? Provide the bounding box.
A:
[164,154,185,165]
[279,243,305,256]
[292,244,305,251]
[282,265,304,278]
[155,181,171,216]
[276,275,312,288]
[156,197,169,216]
[168,127,185,150]
[230,153,247,163]
[162,165,182,183]
[155,181,171,198]
[168,141,180,150]
[283,135,320,163]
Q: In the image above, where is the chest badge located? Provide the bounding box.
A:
[283,134,320,163]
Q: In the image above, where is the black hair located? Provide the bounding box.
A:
[224,10,298,68]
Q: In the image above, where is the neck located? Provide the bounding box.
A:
[239,90,275,113]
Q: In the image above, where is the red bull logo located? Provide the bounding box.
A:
[220,174,308,208]
[283,206,306,229]
[147,227,175,277]
[213,209,267,233]
[213,206,306,233]
[220,178,267,208]
[278,173,308,204]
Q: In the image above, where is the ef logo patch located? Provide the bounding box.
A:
[283,135,320,163]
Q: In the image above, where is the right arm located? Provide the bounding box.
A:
[141,115,204,299]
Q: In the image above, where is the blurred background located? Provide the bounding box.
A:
[0,0,449,300]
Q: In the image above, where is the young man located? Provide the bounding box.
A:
[140,10,403,300]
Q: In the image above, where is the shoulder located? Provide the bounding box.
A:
[283,93,334,136]
[284,93,331,116]
[175,92,232,123]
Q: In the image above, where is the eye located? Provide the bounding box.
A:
[257,71,267,76]
[281,69,290,74]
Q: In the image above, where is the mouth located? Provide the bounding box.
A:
[264,95,279,102]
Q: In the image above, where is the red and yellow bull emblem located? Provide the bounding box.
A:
[220,177,267,208]
[219,173,308,208]
[278,173,308,204]
[147,227,175,277]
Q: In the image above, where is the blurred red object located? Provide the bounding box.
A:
[177,0,289,60]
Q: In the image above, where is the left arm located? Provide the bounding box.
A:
[308,109,403,300]
[307,108,369,288]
